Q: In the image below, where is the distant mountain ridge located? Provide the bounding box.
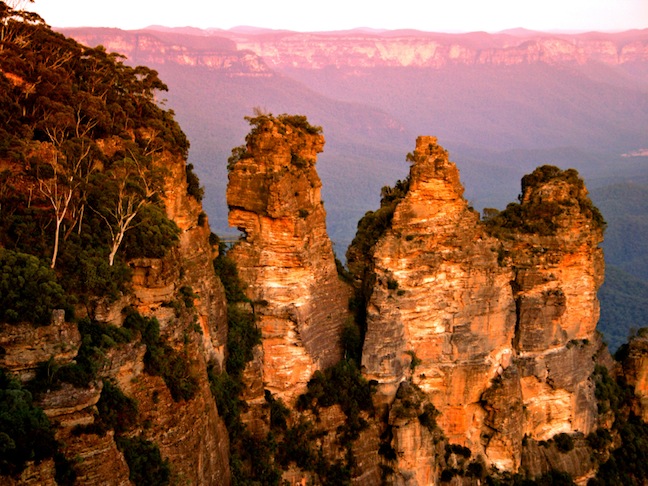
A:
[215,28,648,69]
[64,26,648,70]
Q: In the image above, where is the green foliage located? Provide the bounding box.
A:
[55,237,132,302]
[586,428,612,453]
[345,176,411,367]
[484,165,605,237]
[265,390,290,431]
[405,350,422,372]
[123,310,199,402]
[185,163,204,202]
[276,419,317,470]
[347,177,410,277]
[213,251,248,303]
[517,470,576,485]
[239,434,282,485]
[227,145,252,171]
[418,403,440,432]
[485,200,561,236]
[121,205,180,260]
[208,246,267,484]
[446,443,472,459]
[178,285,196,309]
[0,3,188,156]
[54,451,77,486]
[553,433,575,453]
[0,249,67,325]
[245,113,323,136]
[225,305,261,379]
[0,368,57,476]
[587,361,648,485]
[592,364,632,415]
[96,380,138,434]
[592,415,648,485]
[227,113,322,172]
[341,318,362,364]
[61,318,134,388]
[208,368,244,439]
[335,256,353,283]
[0,3,186,288]
[116,435,170,486]
[296,359,374,442]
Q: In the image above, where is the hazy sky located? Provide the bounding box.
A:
[25,0,648,32]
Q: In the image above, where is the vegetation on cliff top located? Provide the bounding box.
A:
[0,1,193,316]
[483,165,606,237]
[227,112,323,171]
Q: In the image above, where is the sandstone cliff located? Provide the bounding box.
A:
[348,136,606,481]
[0,8,231,482]
[226,113,350,405]
[1,147,231,485]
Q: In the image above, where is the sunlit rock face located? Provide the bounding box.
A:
[503,164,606,447]
[350,136,605,473]
[0,148,231,485]
[227,114,350,404]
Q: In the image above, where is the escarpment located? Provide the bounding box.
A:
[347,136,606,481]
[226,113,350,404]
[0,7,230,484]
[0,151,231,485]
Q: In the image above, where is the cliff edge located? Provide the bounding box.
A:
[348,136,606,482]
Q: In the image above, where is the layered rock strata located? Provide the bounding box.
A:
[349,136,605,476]
[227,114,349,404]
[0,148,231,485]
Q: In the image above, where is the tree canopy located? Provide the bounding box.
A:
[0,1,190,310]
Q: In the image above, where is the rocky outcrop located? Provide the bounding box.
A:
[0,312,80,381]
[620,333,648,420]
[349,136,605,476]
[227,114,350,404]
[0,147,231,484]
[103,149,231,485]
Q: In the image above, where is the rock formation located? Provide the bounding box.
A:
[0,8,232,482]
[348,136,606,480]
[0,146,231,485]
[620,332,648,421]
[226,114,350,404]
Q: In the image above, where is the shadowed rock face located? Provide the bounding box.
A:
[350,136,605,476]
[227,114,350,404]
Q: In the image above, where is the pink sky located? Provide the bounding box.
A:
[25,0,648,33]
